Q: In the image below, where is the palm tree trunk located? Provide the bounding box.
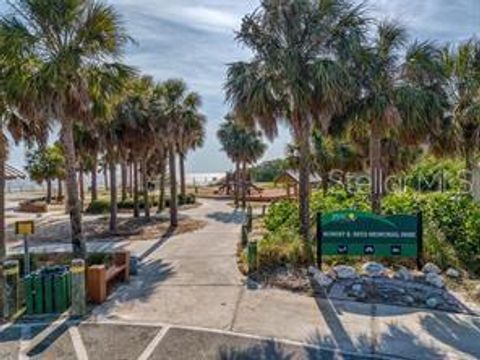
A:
[121,161,127,202]
[370,120,383,213]
[169,147,178,227]
[46,178,52,204]
[109,160,117,232]
[158,160,166,213]
[103,163,109,191]
[142,158,150,219]
[79,162,85,209]
[129,161,133,197]
[91,156,98,202]
[295,119,313,263]
[60,119,85,258]
[241,161,247,208]
[57,178,63,201]
[133,160,140,218]
[234,161,240,208]
[0,149,6,259]
[464,139,475,187]
[179,152,186,198]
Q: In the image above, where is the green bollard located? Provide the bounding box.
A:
[33,274,43,314]
[44,275,54,314]
[247,206,253,232]
[70,259,86,317]
[248,241,258,274]
[54,273,68,313]
[241,225,248,247]
[24,275,34,315]
[2,260,20,319]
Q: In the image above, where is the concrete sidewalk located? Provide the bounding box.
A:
[88,199,480,360]
[4,199,480,359]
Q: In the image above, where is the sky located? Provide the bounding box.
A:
[3,0,480,173]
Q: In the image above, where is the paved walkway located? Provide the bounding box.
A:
[3,199,480,359]
[88,199,480,360]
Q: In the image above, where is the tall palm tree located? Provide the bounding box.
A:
[155,79,202,227]
[0,0,132,257]
[346,22,446,212]
[436,40,480,179]
[217,116,267,208]
[177,109,206,198]
[225,0,366,253]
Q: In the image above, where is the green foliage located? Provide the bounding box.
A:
[251,159,287,182]
[86,199,110,214]
[263,188,480,274]
[26,144,66,183]
[257,228,309,270]
[404,156,464,192]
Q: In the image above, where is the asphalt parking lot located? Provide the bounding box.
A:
[0,320,385,360]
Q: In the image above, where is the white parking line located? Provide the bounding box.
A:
[136,325,171,360]
[69,326,89,360]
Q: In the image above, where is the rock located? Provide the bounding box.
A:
[473,285,480,300]
[349,283,366,299]
[313,272,334,288]
[403,295,415,305]
[426,297,442,309]
[425,272,445,288]
[422,262,441,275]
[352,283,363,292]
[333,265,358,279]
[446,268,461,279]
[362,262,386,277]
[394,267,413,282]
[308,266,320,276]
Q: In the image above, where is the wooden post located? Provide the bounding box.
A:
[248,241,257,274]
[71,259,86,317]
[87,265,107,304]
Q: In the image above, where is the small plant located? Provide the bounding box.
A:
[85,199,110,214]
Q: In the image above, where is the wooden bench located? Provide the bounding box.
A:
[87,252,130,304]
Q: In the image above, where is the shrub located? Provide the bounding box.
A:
[258,228,309,270]
[264,200,298,232]
[86,199,110,214]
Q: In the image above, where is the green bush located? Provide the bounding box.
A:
[85,199,110,214]
[262,187,480,275]
[257,228,309,270]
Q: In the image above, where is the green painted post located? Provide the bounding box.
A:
[24,275,34,315]
[53,274,67,313]
[66,271,72,306]
[70,259,86,317]
[247,206,253,232]
[44,275,54,314]
[248,241,257,274]
[33,274,43,314]
[317,212,323,270]
[241,225,248,247]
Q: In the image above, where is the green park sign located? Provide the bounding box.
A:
[316,210,423,269]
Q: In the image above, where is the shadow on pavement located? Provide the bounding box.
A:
[207,211,245,225]
[218,340,295,360]
[138,225,176,261]
[93,257,175,315]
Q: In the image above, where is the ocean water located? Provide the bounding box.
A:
[5,172,226,193]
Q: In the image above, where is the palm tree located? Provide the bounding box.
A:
[345,22,446,212]
[225,0,365,253]
[217,116,267,207]
[155,79,202,227]
[436,40,480,179]
[177,109,206,198]
[0,0,132,257]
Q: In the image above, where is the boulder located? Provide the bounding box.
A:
[425,272,445,288]
[362,262,386,277]
[403,295,415,305]
[394,267,413,282]
[422,262,441,275]
[349,283,366,299]
[333,265,358,279]
[308,266,320,276]
[426,296,442,309]
[445,268,461,279]
[313,272,334,288]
